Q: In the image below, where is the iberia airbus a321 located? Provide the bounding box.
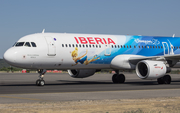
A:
[3,30,180,86]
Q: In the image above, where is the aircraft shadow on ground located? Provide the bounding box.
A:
[0,80,180,86]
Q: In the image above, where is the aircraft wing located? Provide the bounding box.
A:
[129,54,180,65]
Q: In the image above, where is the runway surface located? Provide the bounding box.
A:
[0,73,180,103]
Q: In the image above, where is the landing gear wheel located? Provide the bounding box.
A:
[157,75,171,84]
[112,74,125,84]
[157,77,164,84]
[36,79,45,86]
[112,74,118,83]
[36,79,40,86]
[163,75,171,84]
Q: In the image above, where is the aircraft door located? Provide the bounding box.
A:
[162,42,169,55]
[45,36,56,56]
[104,44,111,56]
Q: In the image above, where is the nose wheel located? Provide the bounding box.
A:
[36,79,45,86]
[36,69,46,86]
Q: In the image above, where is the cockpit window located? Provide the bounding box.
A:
[15,42,25,47]
[13,42,17,47]
[24,42,31,47]
[31,42,37,47]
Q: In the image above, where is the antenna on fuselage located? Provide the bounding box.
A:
[42,29,45,33]
[172,34,175,38]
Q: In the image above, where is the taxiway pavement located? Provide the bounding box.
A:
[0,73,179,103]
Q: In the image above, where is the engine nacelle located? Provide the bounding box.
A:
[136,60,170,79]
[67,69,96,78]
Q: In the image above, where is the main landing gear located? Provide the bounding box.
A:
[157,75,171,84]
[36,69,46,86]
[112,70,125,83]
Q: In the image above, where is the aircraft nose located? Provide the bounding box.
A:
[3,48,17,65]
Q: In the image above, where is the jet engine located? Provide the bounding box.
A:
[67,69,96,78]
[136,60,171,79]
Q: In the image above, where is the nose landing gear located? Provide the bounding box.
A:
[36,69,46,86]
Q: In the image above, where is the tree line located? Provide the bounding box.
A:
[0,66,22,72]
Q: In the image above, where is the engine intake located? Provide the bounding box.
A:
[136,60,170,79]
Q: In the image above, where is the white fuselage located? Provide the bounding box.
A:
[4,33,180,70]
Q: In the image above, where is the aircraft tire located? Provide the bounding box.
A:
[112,74,125,83]
[39,80,45,86]
[36,79,40,86]
[157,75,171,84]
[36,79,45,86]
[117,74,125,83]
[157,77,164,84]
[112,74,118,83]
[163,75,171,84]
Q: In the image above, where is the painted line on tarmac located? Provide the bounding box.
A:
[0,95,42,101]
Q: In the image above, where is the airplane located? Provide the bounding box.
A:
[3,30,180,86]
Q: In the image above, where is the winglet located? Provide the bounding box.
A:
[42,29,45,33]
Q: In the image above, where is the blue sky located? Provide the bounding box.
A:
[0,0,180,58]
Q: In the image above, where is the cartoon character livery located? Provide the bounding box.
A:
[3,31,180,86]
[71,47,100,66]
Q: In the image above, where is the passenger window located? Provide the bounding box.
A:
[15,42,25,47]
[112,45,113,48]
[134,45,136,48]
[25,42,31,47]
[69,44,71,47]
[96,45,98,48]
[72,44,74,47]
[86,45,88,48]
[76,44,78,47]
[79,44,81,47]
[62,44,64,47]
[130,45,131,48]
[99,45,101,48]
[65,44,67,47]
[93,45,95,48]
[89,45,91,48]
[31,42,37,47]
[83,45,85,48]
